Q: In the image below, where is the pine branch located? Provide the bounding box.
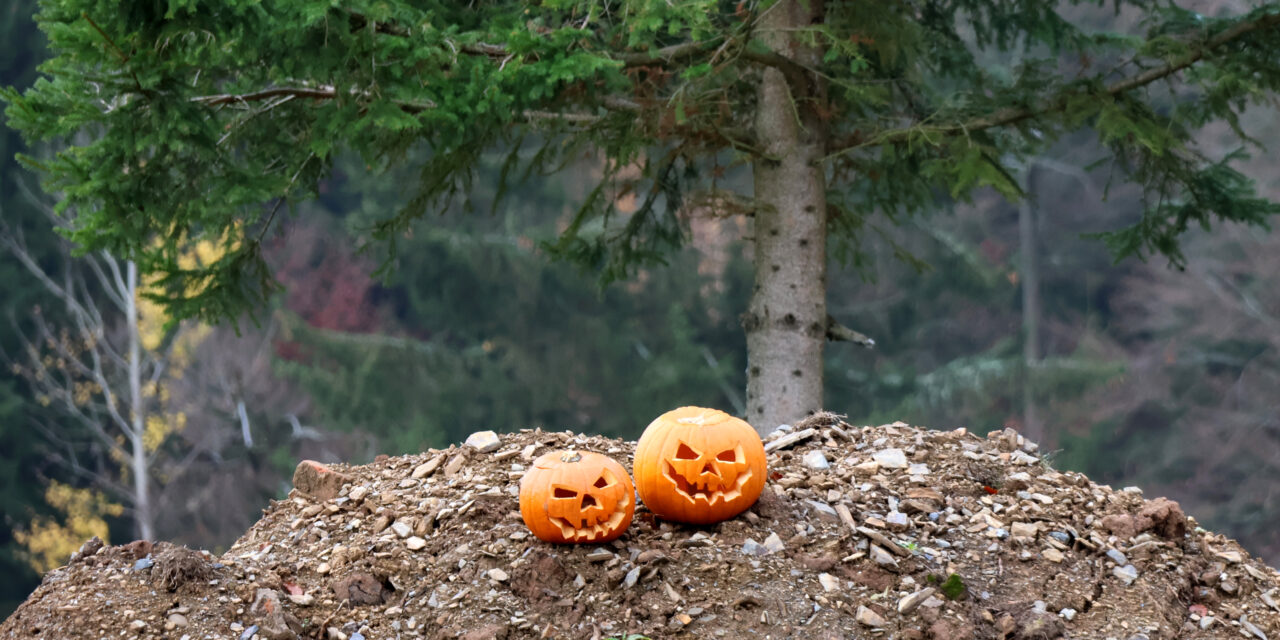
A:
[824,9,1280,160]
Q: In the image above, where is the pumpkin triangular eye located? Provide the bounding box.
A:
[594,474,612,489]
[717,447,740,462]
[675,443,701,460]
[553,487,578,498]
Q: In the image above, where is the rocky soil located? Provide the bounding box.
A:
[5,415,1280,640]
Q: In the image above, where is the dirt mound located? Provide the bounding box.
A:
[5,419,1280,639]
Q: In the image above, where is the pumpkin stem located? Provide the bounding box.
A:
[560,450,582,463]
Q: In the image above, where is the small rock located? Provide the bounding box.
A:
[853,461,881,475]
[898,588,936,615]
[167,614,189,628]
[1216,550,1244,564]
[741,539,765,556]
[1106,548,1128,565]
[1113,564,1139,585]
[488,568,509,582]
[870,544,900,571]
[287,594,314,606]
[292,460,352,500]
[347,485,368,501]
[908,463,931,475]
[250,588,301,639]
[411,455,445,479]
[818,573,839,592]
[129,620,147,632]
[855,605,886,627]
[1011,522,1038,538]
[805,500,839,521]
[240,625,259,640]
[1241,615,1267,640]
[873,448,909,469]
[1060,608,1077,621]
[465,431,502,453]
[390,521,412,538]
[622,567,641,589]
[1042,548,1064,563]
[802,450,830,469]
[763,532,785,554]
[406,536,427,551]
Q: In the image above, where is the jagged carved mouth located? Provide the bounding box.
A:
[548,497,631,542]
[663,462,752,505]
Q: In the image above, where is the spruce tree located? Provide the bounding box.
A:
[5,0,1280,431]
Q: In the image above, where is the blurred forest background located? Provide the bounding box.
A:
[3,0,1280,615]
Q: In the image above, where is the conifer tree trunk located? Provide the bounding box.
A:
[745,0,827,433]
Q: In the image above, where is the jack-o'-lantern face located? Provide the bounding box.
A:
[520,451,635,544]
[634,407,767,524]
[664,439,751,504]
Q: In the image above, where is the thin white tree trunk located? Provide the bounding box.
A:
[125,260,154,540]
[746,0,827,433]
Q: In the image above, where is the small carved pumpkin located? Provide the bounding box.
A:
[633,406,767,524]
[520,450,635,544]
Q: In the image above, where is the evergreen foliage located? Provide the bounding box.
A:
[4,0,1279,325]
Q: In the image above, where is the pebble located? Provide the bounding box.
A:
[855,605,886,627]
[805,500,839,520]
[853,461,881,474]
[898,587,935,614]
[622,567,641,588]
[133,557,153,571]
[1113,564,1139,585]
[1242,615,1267,640]
[1011,522,1038,538]
[1106,548,1128,565]
[288,594,315,606]
[406,536,427,551]
[129,620,146,632]
[238,625,258,640]
[465,431,502,452]
[802,450,830,469]
[488,568,509,582]
[1216,550,1244,564]
[1042,548,1064,563]
[873,448,909,469]
[167,613,189,628]
[391,521,413,538]
[763,532,786,554]
[818,573,839,592]
[741,539,765,556]
[1060,608,1077,621]
[869,544,900,570]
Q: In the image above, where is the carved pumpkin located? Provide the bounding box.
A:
[520,450,635,544]
[633,406,767,524]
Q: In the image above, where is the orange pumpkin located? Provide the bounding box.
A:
[520,450,635,544]
[633,406,767,524]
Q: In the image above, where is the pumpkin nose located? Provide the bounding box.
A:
[581,494,598,509]
[701,462,719,477]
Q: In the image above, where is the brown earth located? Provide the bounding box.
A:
[4,415,1280,639]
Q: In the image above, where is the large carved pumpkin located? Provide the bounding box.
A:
[520,450,635,544]
[633,406,767,524]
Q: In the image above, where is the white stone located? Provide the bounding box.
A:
[855,606,886,627]
[391,521,413,538]
[488,568,509,582]
[818,573,839,592]
[465,430,502,452]
[1113,564,1139,585]
[802,450,830,469]
[406,536,427,551]
[872,448,908,469]
[763,532,785,554]
[898,588,935,614]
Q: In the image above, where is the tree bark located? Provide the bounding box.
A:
[745,0,828,433]
[126,260,155,541]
